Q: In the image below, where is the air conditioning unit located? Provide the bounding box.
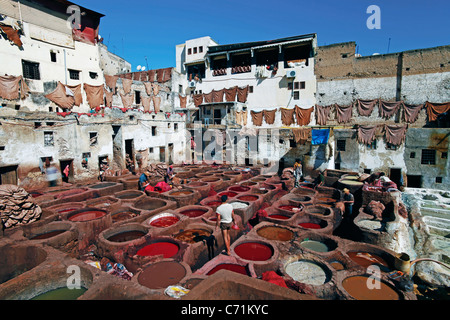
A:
[286,70,297,78]
[188,80,196,88]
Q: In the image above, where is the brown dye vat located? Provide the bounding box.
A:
[30,229,66,240]
[54,188,88,199]
[346,252,389,269]
[256,226,294,241]
[306,206,332,216]
[89,182,117,189]
[330,261,345,270]
[169,190,194,196]
[138,261,187,289]
[175,229,211,243]
[133,198,167,211]
[107,230,147,243]
[111,209,140,223]
[86,196,120,211]
[342,276,400,300]
[237,195,258,202]
[241,181,257,187]
[48,202,85,214]
[115,190,144,200]
[68,210,106,222]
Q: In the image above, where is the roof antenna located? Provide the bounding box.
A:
[387,37,391,53]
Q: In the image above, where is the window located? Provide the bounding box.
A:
[288,82,293,90]
[149,147,154,153]
[294,82,300,90]
[179,85,183,94]
[135,91,141,104]
[187,48,192,55]
[199,46,203,53]
[367,140,377,150]
[34,122,42,129]
[337,139,346,151]
[82,152,91,158]
[436,177,442,184]
[22,60,40,80]
[89,72,98,79]
[249,86,253,93]
[151,126,157,136]
[174,123,178,131]
[300,81,306,89]
[69,69,80,80]
[193,47,197,54]
[44,131,54,147]
[50,51,57,62]
[442,152,448,159]
[293,91,299,100]
[386,143,398,150]
[0,146,5,151]
[289,139,297,148]
[89,132,98,146]
[410,152,416,158]
[421,149,436,165]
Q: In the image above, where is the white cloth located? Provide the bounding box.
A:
[216,203,234,224]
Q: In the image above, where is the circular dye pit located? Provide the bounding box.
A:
[268,214,290,220]
[237,195,258,202]
[291,196,312,202]
[133,199,167,211]
[138,261,186,289]
[55,188,88,199]
[278,205,302,212]
[257,226,294,241]
[299,223,323,229]
[347,252,389,269]
[31,287,87,300]
[205,200,222,207]
[175,229,211,243]
[207,264,249,276]
[234,242,273,261]
[306,206,331,216]
[112,211,139,223]
[230,202,249,209]
[89,183,116,189]
[229,186,250,192]
[136,242,179,258]
[330,261,345,270]
[300,240,329,253]
[355,219,385,231]
[30,229,66,240]
[285,260,328,285]
[179,208,208,218]
[218,191,237,198]
[107,230,146,243]
[147,213,179,228]
[342,276,400,300]
[68,210,106,222]
[170,190,194,196]
[115,191,143,200]
[241,182,257,187]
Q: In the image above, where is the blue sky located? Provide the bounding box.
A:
[75,0,450,71]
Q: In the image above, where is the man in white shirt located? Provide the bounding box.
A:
[215,195,236,256]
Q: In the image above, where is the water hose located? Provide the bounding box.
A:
[410,258,450,270]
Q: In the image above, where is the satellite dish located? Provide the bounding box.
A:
[141,66,146,71]
[137,65,142,71]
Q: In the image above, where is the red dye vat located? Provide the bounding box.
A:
[68,210,106,222]
[299,223,322,229]
[136,242,179,258]
[218,192,237,198]
[150,216,179,228]
[269,214,290,220]
[278,205,299,212]
[206,201,222,207]
[57,208,79,214]
[234,242,273,261]
[229,186,250,192]
[180,209,207,218]
[238,195,258,201]
[31,229,66,240]
[207,264,249,276]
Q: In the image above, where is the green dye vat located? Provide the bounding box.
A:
[31,287,87,300]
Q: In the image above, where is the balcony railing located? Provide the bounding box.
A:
[231,65,251,74]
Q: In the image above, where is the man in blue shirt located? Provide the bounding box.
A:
[138,170,151,191]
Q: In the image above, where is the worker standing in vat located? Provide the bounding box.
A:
[342,188,354,219]
[215,195,236,256]
[165,165,174,184]
[293,160,303,188]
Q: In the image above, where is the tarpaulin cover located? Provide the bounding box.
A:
[295,105,313,126]
[403,103,423,123]
[152,96,161,113]
[335,104,352,123]
[311,128,330,145]
[425,101,450,122]
[315,105,331,125]
[66,84,82,106]
[122,78,133,94]
[292,127,311,144]
[263,109,276,125]
[356,99,378,117]
[0,23,22,47]
[0,75,28,100]
[142,96,151,112]
[213,89,224,102]
[120,93,133,109]
[203,91,213,103]
[144,82,153,96]
[379,100,403,119]
[237,86,249,103]
[193,94,203,107]
[384,124,407,146]
[84,84,104,108]
[179,95,187,108]
[104,89,114,108]
[280,108,295,126]
[45,81,75,109]
[225,86,237,102]
[104,75,118,91]
[357,125,377,145]
[250,110,263,126]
